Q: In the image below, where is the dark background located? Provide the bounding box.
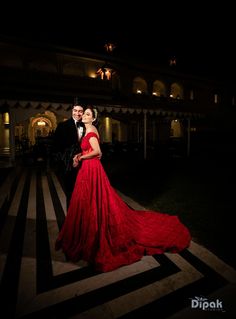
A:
[0,3,235,79]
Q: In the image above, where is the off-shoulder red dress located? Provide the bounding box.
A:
[55,132,191,272]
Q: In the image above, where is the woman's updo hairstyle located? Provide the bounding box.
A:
[87,106,99,126]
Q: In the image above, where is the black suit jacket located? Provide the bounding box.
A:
[53,118,85,171]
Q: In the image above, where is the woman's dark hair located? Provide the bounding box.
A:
[86,106,99,126]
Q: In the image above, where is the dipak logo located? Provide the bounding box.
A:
[190,296,225,312]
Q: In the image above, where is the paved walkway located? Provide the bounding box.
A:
[0,166,235,318]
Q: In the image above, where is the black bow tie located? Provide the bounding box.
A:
[76,121,82,128]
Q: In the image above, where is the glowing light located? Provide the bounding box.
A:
[96,65,113,80]
[3,112,10,124]
[37,120,46,126]
[104,43,116,53]
[89,72,96,78]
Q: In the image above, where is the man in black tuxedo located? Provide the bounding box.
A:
[53,99,85,208]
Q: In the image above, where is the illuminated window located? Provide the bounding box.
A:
[152,80,166,97]
[96,65,114,80]
[133,77,148,94]
[104,43,116,53]
[105,68,112,80]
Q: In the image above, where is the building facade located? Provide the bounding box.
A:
[0,35,235,164]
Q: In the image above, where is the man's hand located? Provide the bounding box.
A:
[73,153,81,167]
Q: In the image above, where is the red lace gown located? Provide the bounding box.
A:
[55,132,191,272]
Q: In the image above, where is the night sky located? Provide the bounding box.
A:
[0,4,235,80]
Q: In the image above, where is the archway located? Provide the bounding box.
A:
[28,111,56,145]
[170,119,183,137]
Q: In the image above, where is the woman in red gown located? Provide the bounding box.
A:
[55,107,191,272]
